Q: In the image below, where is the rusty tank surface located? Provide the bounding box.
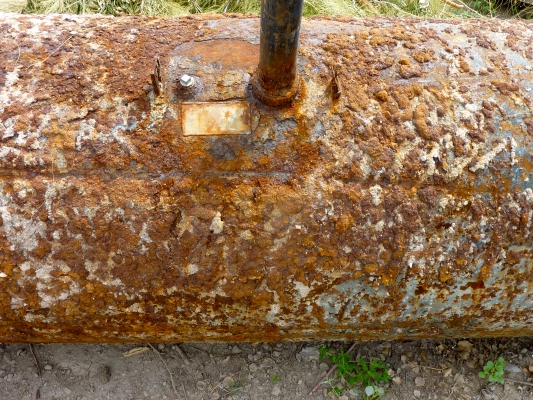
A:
[0,13,532,343]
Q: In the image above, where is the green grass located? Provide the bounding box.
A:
[22,0,361,16]
[23,0,189,16]
[457,0,533,18]
[319,346,391,399]
[228,380,245,394]
[9,0,530,24]
[16,0,532,19]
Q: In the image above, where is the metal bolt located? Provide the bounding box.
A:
[180,74,195,88]
[151,58,163,96]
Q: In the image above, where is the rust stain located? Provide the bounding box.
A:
[176,40,259,70]
[0,15,532,343]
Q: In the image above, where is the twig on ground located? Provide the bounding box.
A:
[408,361,448,371]
[210,370,245,398]
[123,347,150,357]
[174,344,191,366]
[181,382,189,400]
[308,342,357,396]
[183,344,209,355]
[28,344,42,377]
[445,380,459,400]
[147,343,180,399]
[505,378,533,387]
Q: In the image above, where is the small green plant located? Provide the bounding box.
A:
[319,346,390,399]
[229,381,245,394]
[364,384,386,399]
[270,374,281,384]
[478,357,505,384]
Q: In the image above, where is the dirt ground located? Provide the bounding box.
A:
[1,337,533,400]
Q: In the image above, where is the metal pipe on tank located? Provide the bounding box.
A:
[252,0,304,106]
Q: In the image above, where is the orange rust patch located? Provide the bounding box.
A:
[174,39,259,70]
[412,51,433,63]
[374,90,389,102]
[370,36,397,47]
[413,104,431,140]
[459,58,471,72]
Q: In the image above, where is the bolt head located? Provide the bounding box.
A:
[180,74,195,88]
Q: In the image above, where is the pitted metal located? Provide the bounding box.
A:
[0,14,532,343]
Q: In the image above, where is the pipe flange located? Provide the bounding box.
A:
[251,71,300,107]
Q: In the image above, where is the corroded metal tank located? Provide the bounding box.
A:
[0,12,532,342]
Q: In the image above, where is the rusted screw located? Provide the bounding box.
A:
[151,58,163,96]
[180,74,195,88]
[331,68,341,100]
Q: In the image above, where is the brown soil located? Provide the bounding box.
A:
[1,337,533,399]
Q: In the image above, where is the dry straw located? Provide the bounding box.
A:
[0,0,28,12]
[17,0,502,18]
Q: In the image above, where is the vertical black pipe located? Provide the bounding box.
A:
[252,0,304,106]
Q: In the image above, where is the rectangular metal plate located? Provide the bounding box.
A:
[181,101,251,136]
